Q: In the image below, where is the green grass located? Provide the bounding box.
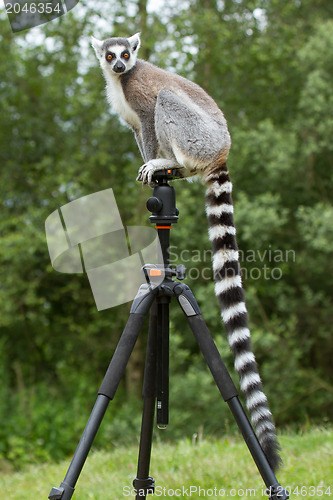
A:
[1,427,332,499]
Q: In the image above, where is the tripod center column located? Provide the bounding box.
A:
[146,175,180,429]
[146,178,179,268]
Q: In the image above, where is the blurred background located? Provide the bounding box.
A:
[0,0,332,469]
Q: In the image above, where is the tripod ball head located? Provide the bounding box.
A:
[147,176,179,225]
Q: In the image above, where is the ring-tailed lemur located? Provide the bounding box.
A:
[92,32,281,472]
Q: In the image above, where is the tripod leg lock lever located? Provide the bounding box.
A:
[133,476,155,495]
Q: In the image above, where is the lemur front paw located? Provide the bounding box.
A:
[136,160,163,187]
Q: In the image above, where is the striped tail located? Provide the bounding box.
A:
[205,163,282,472]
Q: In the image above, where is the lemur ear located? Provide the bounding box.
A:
[91,36,104,57]
[128,32,141,52]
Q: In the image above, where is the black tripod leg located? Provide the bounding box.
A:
[99,286,156,400]
[133,301,158,500]
[48,286,156,500]
[48,395,109,500]
[175,284,289,500]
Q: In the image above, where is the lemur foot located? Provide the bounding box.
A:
[137,159,179,187]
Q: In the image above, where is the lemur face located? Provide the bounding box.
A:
[104,45,131,74]
[91,33,141,76]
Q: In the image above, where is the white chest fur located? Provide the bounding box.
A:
[105,75,141,132]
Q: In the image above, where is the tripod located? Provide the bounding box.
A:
[48,170,289,500]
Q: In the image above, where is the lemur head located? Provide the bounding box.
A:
[91,33,141,75]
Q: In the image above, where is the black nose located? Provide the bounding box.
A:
[113,62,125,73]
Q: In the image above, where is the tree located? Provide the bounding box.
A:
[1,0,333,467]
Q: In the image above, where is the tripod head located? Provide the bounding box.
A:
[146,169,181,226]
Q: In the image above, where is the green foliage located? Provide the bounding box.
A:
[0,0,333,469]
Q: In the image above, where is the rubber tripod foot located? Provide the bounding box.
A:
[48,482,75,500]
[48,487,64,499]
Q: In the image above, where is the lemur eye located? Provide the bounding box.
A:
[106,53,113,61]
[123,52,130,59]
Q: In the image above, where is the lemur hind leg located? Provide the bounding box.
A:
[137,89,227,186]
[155,90,226,172]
